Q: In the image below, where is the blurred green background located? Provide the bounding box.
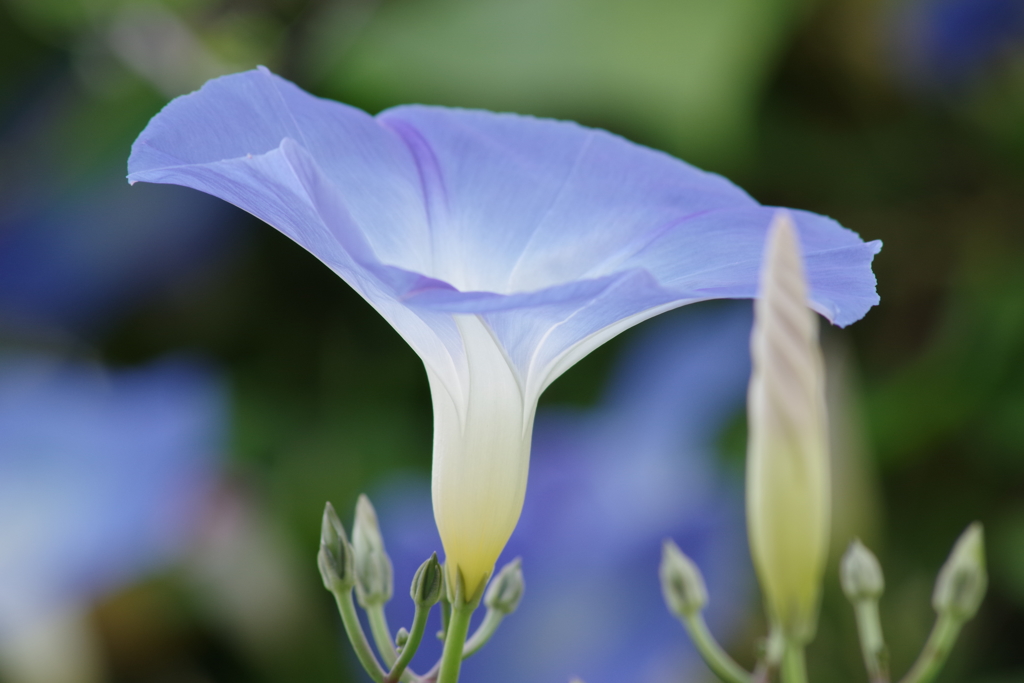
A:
[2,0,1024,681]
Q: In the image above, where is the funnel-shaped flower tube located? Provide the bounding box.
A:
[746,214,831,643]
[128,67,880,597]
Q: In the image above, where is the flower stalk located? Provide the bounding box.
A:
[660,541,751,683]
[898,523,986,683]
[318,499,524,683]
[461,558,524,658]
[384,554,444,683]
[841,540,889,683]
[318,502,387,683]
[437,569,478,683]
[781,643,808,683]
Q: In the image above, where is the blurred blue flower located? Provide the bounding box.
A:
[128,66,879,591]
[0,354,226,640]
[0,84,242,339]
[892,0,1024,88]
[375,303,754,683]
[0,176,240,338]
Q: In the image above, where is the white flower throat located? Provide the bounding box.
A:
[429,315,535,597]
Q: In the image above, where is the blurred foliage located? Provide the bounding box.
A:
[2,0,1024,681]
[306,0,807,167]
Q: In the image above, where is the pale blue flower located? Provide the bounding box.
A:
[0,181,237,336]
[892,0,1024,88]
[0,355,224,641]
[128,67,880,592]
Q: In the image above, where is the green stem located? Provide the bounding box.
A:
[437,603,474,683]
[681,613,752,683]
[385,604,430,683]
[461,609,504,659]
[781,643,807,683]
[898,615,963,683]
[367,604,398,669]
[853,600,889,683]
[438,597,452,641]
[332,590,386,683]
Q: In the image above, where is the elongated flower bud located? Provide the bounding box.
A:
[660,540,708,618]
[841,539,884,602]
[484,558,524,615]
[411,553,444,607]
[352,494,394,606]
[746,212,830,643]
[319,501,356,592]
[933,523,986,621]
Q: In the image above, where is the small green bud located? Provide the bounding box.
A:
[484,558,524,615]
[660,539,708,618]
[318,502,355,592]
[841,539,884,602]
[352,494,394,607]
[395,628,410,651]
[411,553,444,607]
[933,522,987,621]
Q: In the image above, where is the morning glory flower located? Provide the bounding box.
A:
[128,66,881,597]
[0,354,224,682]
[375,303,754,683]
[891,0,1024,88]
[0,180,237,337]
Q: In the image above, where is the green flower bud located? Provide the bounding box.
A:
[484,558,524,615]
[318,501,355,592]
[746,214,830,643]
[411,552,444,607]
[933,522,987,621]
[660,539,708,618]
[395,628,410,651]
[841,539,884,602]
[352,494,394,607]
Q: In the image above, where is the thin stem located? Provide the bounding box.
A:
[367,604,399,668]
[438,597,451,641]
[898,615,962,683]
[385,604,430,683]
[420,661,440,683]
[461,609,504,659]
[853,600,889,683]
[781,643,807,683]
[332,590,387,683]
[681,613,752,683]
[436,603,474,683]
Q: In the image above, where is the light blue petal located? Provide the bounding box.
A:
[128,68,881,398]
[133,128,467,387]
[378,105,757,293]
[614,206,882,326]
[129,67,433,272]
